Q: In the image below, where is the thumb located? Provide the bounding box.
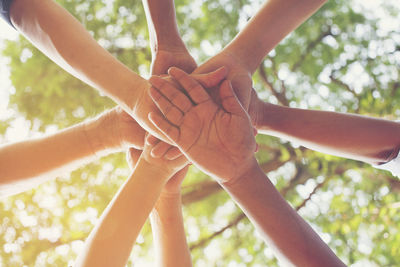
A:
[220,80,246,115]
[190,67,228,88]
[126,147,143,170]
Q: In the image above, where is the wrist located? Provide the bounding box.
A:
[223,42,260,75]
[83,117,107,157]
[219,48,253,75]
[255,102,284,132]
[220,157,260,188]
[154,191,181,211]
[114,75,149,115]
[136,156,175,182]
[95,108,127,151]
[152,36,188,54]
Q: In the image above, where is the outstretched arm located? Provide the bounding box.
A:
[252,100,400,165]
[148,68,345,266]
[0,107,145,197]
[75,137,188,267]
[194,0,327,109]
[142,0,196,75]
[9,0,146,111]
[223,0,327,74]
[150,165,192,267]
[7,0,224,142]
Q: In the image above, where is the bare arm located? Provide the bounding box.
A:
[142,0,197,75]
[150,167,192,267]
[194,0,327,109]
[75,139,188,267]
[9,0,145,111]
[0,107,145,197]
[8,0,221,142]
[254,102,400,164]
[8,0,176,142]
[224,0,327,74]
[222,161,345,267]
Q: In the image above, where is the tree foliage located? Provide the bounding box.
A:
[1,0,399,266]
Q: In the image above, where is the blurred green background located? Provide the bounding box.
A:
[0,0,399,266]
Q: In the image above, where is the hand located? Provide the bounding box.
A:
[145,137,189,196]
[151,48,197,75]
[130,68,228,143]
[148,48,197,157]
[127,134,188,178]
[193,50,253,112]
[148,67,256,184]
[89,107,146,153]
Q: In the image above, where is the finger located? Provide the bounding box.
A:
[219,80,246,115]
[151,141,174,158]
[149,86,184,126]
[168,67,212,104]
[191,66,227,88]
[149,76,193,113]
[170,154,188,170]
[165,146,182,160]
[148,112,180,144]
[146,135,160,146]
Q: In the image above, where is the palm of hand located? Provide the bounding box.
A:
[179,102,255,182]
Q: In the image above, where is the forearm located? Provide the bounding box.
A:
[0,114,108,196]
[142,0,185,52]
[10,0,145,110]
[9,0,172,140]
[150,193,192,267]
[222,159,344,267]
[257,103,400,164]
[224,0,327,73]
[75,158,169,267]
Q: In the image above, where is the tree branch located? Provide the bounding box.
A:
[258,62,289,106]
[189,213,246,251]
[292,26,332,71]
[182,180,223,205]
[295,177,329,211]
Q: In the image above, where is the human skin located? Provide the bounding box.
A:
[127,140,192,267]
[142,0,197,75]
[150,165,192,267]
[194,0,328,112]
[148,67,345,267]
[74,136,188,267]
[0,107,144,197]
[8,0,223,143]
[249,99,400,165]
[142,0,198,157]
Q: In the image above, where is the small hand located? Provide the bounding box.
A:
[127,136,189,199]
[145,136,189,196]
[126,134,188,178]
[148,67,256,184]
[193,50,253,111]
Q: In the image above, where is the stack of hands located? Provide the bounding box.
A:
[7,0,400,266]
